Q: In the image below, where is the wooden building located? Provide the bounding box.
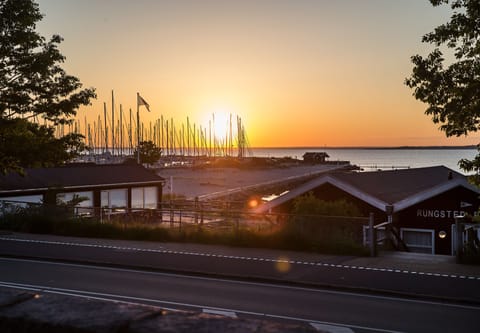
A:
[0,164,165,215]
[302,152,330,163]
[255,166,480,255]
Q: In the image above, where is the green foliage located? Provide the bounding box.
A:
[459,147,480,185]
[0,0,96,174]
[460,225,480,264]
[292,192,362,217]
[0,118,88,173]
[135,140,162,165]
[0,200,368,256]
[405,0,480,175]
[284,193,367,254]
[0,202,75,233]
[0,191,367,256]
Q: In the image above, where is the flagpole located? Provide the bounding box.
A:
[136,92,140,164]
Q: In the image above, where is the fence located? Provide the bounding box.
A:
[455,217,480,264]
[0,199,371,255]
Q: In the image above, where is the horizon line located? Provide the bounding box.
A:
[250,145,477,150]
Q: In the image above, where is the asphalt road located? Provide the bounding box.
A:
[0,234,479,303]
[1,258,479,333]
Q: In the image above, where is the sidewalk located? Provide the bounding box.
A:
[341,251,480,277]
[2,231,479,279]
[3,231,480,304]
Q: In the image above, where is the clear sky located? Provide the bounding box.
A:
[35,0,479,147]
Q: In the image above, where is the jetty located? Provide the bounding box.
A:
[197,163,351,202]
[159,161,354,202]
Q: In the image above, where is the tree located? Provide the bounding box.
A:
[135,140,162,166]
[405,0,480,175]
[0,0,96,174]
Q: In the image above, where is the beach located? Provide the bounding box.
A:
[157,163,347,199]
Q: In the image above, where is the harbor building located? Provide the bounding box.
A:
[254,166,480,255]
[0,163,164,216]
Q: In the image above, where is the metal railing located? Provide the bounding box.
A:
[0,199,370,252]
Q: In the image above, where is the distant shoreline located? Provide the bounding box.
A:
[252,145,477,150]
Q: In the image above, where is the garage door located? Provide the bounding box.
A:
[400,228,434,254]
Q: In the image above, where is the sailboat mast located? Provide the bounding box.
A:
[103,102,108,154]
[119,104,123,156]
[187,117,190,156]
[111,90,114,155]
[229,113,232,156]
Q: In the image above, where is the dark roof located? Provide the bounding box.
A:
[0,164,164,193]
[331,166,463,203]
[255,166,479,213]
[303,152,329,158]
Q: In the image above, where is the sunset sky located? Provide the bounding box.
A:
[36,0,479,147]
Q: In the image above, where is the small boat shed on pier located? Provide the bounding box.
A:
[303,152,330,163]
[254,166,480,255]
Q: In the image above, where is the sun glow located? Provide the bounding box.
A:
[202,106,237,142]
[212,110,231,141]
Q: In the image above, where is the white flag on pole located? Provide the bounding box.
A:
[137,94,151,112]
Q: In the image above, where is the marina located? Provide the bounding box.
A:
[58,91,253,160]
[49,91,477,176]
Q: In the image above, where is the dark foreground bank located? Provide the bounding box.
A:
[0,286,319,333]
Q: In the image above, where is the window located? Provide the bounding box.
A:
[57,191,93,207]
[57,191,94,216]
[131,188,144,209]
[0,195,43,215]
[131,186,158,209]
[101,189,127,211]
[0,195,43,205]
[144,187,157,209]
[401,228,434,254]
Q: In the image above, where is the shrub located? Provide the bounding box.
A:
[284,193,368,254]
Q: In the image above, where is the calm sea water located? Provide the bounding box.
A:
[250,147,478,174]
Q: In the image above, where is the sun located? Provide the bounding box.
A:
[201,107,234,142]
[199,104,242,148]
[212,111,230,140]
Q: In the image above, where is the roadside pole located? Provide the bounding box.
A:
[455,217,464,264]
[369,212,376,257]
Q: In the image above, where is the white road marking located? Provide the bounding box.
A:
[1,258,479,311]
[203,309,237,318]
[0,281,405,333]
[0,281,178,311]
[310,322,355,333]
[1,236,479,281]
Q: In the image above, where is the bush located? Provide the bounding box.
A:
[284,193,368,254]
[292,192,362,217]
